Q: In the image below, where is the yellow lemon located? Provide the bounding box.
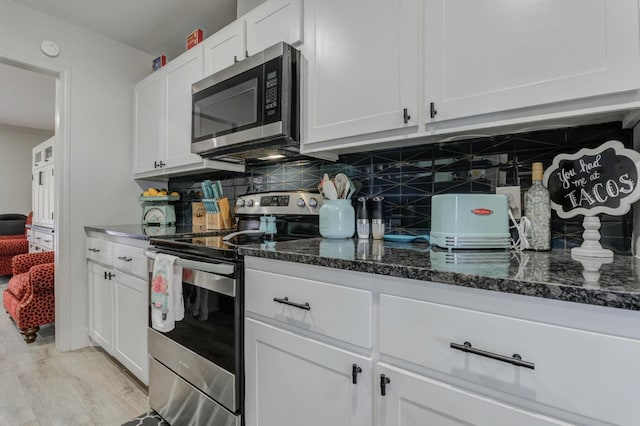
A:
[170,191,180,197]
[159,190,168,196]
[142,191,150,197]
[147,188,159,196]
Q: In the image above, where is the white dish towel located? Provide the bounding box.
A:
[151,253,184,332]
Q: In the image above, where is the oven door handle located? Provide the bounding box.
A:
[145,250,235,276]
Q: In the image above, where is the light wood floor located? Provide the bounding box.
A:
[0,282,149,426]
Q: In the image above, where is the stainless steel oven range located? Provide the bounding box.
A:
[146,250,242,426]
[145,191,321,426]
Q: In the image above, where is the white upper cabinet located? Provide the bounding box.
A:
[424,0,640,123]
[133,45,244,178]
[245,0,303,54]
[203,20,246,77]
[133,72,163,175]
[302,0,420,145]
[204,0,302,77]
[164,46,206,169]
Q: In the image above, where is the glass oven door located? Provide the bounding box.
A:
[192,65,264,147]
[166,268,237,373]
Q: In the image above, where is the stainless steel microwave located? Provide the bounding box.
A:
[191,42,300,160]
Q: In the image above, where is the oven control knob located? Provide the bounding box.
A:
[296,197,306,207]
[308,197,318,208]
[236,199,245,207]
[246,199,255,207]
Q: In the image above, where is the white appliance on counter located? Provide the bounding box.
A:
[430,194,510,249]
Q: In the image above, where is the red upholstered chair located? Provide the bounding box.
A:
[0,212,32,276]
[3,251,55,343]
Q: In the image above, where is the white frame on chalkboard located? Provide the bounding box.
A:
[542,140,640,219]
[543,140,640,258]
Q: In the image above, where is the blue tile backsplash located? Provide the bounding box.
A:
[170,121,633,253]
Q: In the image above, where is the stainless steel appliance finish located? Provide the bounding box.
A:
[146,252,243,425]
[147,191,322,425]
[235,191,323,216]
[145,249,235,276]
[191,42,300,160]
[149,328,237,411]
[149,358,240,426]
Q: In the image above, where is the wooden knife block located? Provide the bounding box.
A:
[205,197,233,229]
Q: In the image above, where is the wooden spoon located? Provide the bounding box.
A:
[322,179,338,200]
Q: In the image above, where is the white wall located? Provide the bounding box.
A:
[0,124,53,215]
[0,0,153,350]
[237,0,267,17]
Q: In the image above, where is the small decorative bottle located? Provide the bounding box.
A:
[356,196,370,239]
[371,196,385,240]
[524,162,551,251]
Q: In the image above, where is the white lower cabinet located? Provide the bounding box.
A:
[244,257,640,426]
[86,235,149,384]
[376,363,567,426]
[88,261,114,353]
[245,318,373,426]
[28,226,54,253]
[114,271,148,384]
[379,294,640,426]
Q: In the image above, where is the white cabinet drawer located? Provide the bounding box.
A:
[34,230,54,250]
[112,243,148,280]
[245,269,373,348]
[86,237,113,266]
[379,294,640,425]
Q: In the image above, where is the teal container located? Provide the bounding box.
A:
[319,199,355,239]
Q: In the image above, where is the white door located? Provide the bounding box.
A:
[303,0,419,144]
[245,318,373,426]
[245,0,303,55]
[33,167,46,226]
[164,45,205,171]
[88,261,114,353]
[114,271,149,384]
[133,72,164,175]
[31,171,38,224]
[203,20,246,76]
[377,363,569,426]
[48,165,54,226]
[424,0,640,122]
[40,164,54,227]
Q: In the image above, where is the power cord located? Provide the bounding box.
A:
[509,208,531,251]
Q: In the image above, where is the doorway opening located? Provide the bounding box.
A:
[0,49,71,351]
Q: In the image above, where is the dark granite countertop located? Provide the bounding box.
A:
[238,238,640,311]
[84,224,214,240]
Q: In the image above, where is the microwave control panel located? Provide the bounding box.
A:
[263,58,282,122]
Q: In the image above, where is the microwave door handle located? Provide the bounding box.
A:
[145,250,235,276]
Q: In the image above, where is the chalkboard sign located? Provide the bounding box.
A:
[543,141,640,219]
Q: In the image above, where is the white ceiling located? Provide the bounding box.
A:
[0,0,238,131]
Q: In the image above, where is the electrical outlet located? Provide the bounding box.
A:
[496,186,522,219]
